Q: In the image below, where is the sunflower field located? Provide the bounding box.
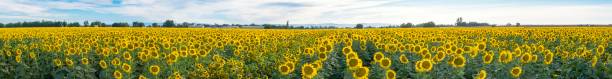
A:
[0,27,611,79]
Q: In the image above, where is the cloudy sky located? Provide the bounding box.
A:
[1,0,611,25]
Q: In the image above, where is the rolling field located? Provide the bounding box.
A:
[0,27,611,79]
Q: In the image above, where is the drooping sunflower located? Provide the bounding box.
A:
[149,65,160,76]
[380,57,392,69]
[476,69,487,79]
[385,69,396,79]
[352,66,369,79]
[510,66,522,78]
[399,54,410,64]
[451,55,466,68]
[373,52,384,62]
[301,63,318,79]
[15,55,22,63]
[544,51,554,65]
[591,56,598,68]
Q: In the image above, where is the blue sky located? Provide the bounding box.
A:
[1,0,612,25]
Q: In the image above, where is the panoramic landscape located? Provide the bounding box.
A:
[0,0,611,79]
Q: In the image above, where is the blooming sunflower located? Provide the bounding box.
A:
[81,58,89,65]
[451,55,466,68]
[416,59,433,72]
[386,69,396,79]
[113,70,123,79]
[510,66,522,78]
[53,58,63,67]
[544,51,554,65]
[483,53,493,64]
[380,57,392,69]
[373,52,384,63]
[99,60,108,69]
[122,63,132,73]
[434,52,446,62]
[476,69,487,79]
[520,53,531,64]
[301,63,317,78]
[278,64,291,75]
[65,58,74,67]
[149,65,160,76]
[347,58,363,69]
[352,66,369,79]
[399,54,410,64]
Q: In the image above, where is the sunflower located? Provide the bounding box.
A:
[286,61,295,72]
[304,48,314,56]
[149,65,160,76]
[138,75,147,79]
[122,63,132,73]
[476,69,487,79]
[399,54,410,64]
[346,52,358,60]
[451,55,466,68]
[380,57,392,69]
[347,58,363,69]
[113,70,123,79]
[499,50,513,63]
[80,58,89,65]
[483,53,493,64]
[112,58,121,66]
[373,52,384,62]
[65,58,74,67]
[477,42,486,51]
[520,53,531,64]
[510,66,522,78]
[15,55,21,63]
[434,52,446,62]
[278,64,291,75]
[301,63,317,78]
[352,66,369,79]
[342,46,353,54]
[317,52,327,61]
[99,60,108,69]
[416,59,433,72]
[53,58,62,67]
[596,45,605,54]
[469,47,479,58]
[385,69,396,79]
[544,51,554,65]
[167,52,178,64]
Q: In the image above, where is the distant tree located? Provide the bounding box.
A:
[163,20,175,27]
[68,22,80,27]
[0,23,4,27]
[400,22,413,28]
[90,21,104,27]
[112,22,129,27]
[456,17,467,26]
[83,21,89,27]
[355,24,364,29]
[132,21,145,27]
[506,23,512,26]
[151,23,159,27]
[516,23,521,26]
[417,21,436,27]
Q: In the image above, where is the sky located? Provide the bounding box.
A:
[1,0,612,25]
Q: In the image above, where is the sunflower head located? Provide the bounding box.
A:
[476,70,487,79]
[278,64,291,75]
[385,70,396,79]
[113,70,123,79]
[380,57,392,69]
[301,63,318,78]
[122,63,132,73]
[99,60,108,69]
[373,52,384,62]
[451,55,466,68]
[149,65,161,76]
[483,53,493,64]
[510,66,522,78]
[399,54,410,64]
[347,58,363,69]
[352,66,369,79]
